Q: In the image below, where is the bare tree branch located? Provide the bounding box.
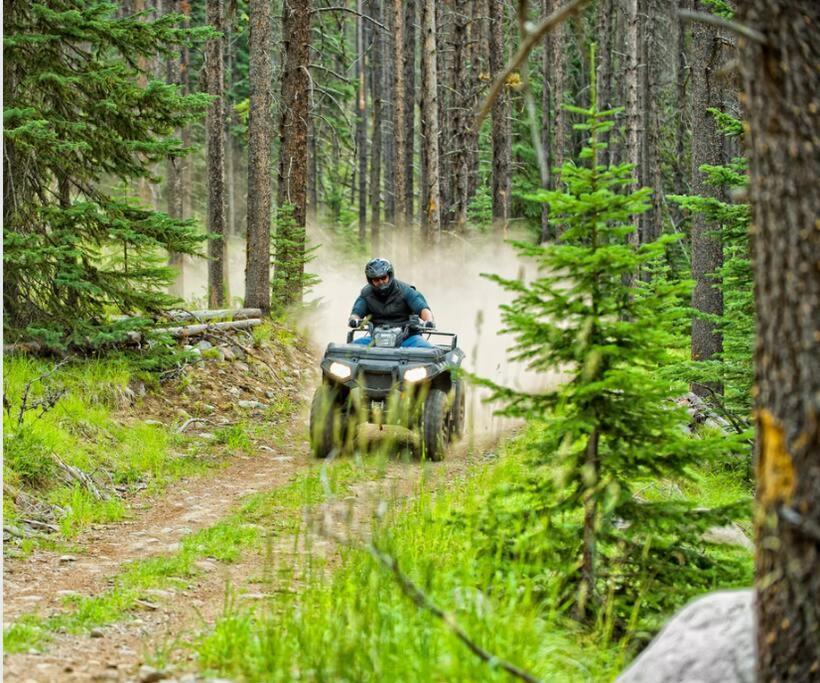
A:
[476,0,592,126]
[678,9,767,45]
[367,542,545,683]
[311,6,389,32]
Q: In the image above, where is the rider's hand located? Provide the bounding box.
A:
[424,319,436,329]
[348,317,360,329]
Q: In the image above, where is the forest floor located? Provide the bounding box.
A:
[3,332,502,682]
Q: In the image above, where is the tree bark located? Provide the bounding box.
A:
[624,0,641,245]
[549,0,567,179]
[540,0,558,242]
[164,0,184,298]
[244,0,274,313]
[356,0,368,243]
[224,19,236,237]
[391,0,407,229]
[273,0,310,308]
[437,1,451,229]
[673,0,691,199]
[403,0,416,223]
[735,2,820,680]
[382,2,395,226]
[451,0,470,233]
[641,0,664,245]
[206,0,227,308]
[369,0,384,252]
[420,0,440,240]
[578,426,600,620]
[488,0,510,230]
[466,0,486,206]
[689,0,726,390]
[596,0,614,167]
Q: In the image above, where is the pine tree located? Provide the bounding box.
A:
[669,112,753,416]
[3,1,210,346]
[483,85,747,623]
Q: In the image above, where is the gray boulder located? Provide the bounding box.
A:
[616,589,755,683]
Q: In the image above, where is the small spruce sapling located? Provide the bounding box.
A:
[482,69,748,624]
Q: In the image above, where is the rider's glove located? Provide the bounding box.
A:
[348,317,360,329]
[424,320,436,329]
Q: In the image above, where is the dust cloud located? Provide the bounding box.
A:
[179,222,565,437]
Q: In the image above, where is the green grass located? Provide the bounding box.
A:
[192,436,754,683]
[51,487,127,538]
[3,458,381,654]
[3,356,221,540]
[195,453,625,682]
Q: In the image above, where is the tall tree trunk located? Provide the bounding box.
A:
[609,5,626,165]
[689,0,727,391]
[403,0,416,224]
[540,0,558,242]
[307,119,318,215]
[549,0,567,178]
[641,0,663,245]
[244,0,274,313]
[451,0,469,233]
[273,0,310,307]
[578,426,600,620]
[382,2,395,226]
[164,0,184,298]
[466,0,486,206]
[224,20,236,237]
[369,0,384,252]
[356,0,368,243]
[420,0,440,240]
[488,0,510,230]
[624,0,641,244]
[673,0,691,199]
[391,0,407,229]
[436,1,451,229]
[596,0,614,167]
[735,3,820,678]
[180,2,192,221]
[206,0,227,307]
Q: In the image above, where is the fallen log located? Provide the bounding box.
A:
[112,308,262,323]
[154,318,262,338]
[4,317,263,354]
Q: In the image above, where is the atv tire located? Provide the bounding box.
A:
[449,379,466,439]
[310,385,346,459]
[420,388,450,462]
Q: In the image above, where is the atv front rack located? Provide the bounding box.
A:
[346,328,458,350]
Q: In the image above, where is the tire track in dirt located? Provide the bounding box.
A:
[4,414,506,682]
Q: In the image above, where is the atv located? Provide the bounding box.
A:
[310,315,466,461]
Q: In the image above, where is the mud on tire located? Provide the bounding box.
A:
[449,379,466,439]
[309,385,346,458]
[420,388,450,461]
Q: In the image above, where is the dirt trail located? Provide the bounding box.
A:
[3,402,503,682]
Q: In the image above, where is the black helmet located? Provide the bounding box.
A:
[365,258,395,296]
[365,257,393,281]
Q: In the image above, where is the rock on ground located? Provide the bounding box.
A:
[616,589,755,683]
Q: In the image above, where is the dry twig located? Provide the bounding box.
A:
[477,0,592,126]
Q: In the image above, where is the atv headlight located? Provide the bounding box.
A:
[403,366,428,383]
[329,361,352,380]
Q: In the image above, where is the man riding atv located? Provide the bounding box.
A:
[348,258,435,348]
[309,257,465,461]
